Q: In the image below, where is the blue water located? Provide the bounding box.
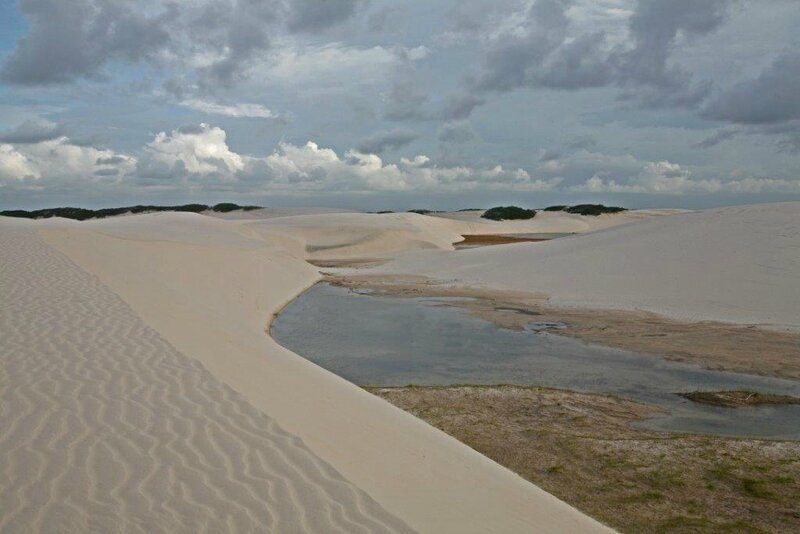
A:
[272,283,800,439]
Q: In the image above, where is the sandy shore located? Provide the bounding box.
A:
[2,212,610,532]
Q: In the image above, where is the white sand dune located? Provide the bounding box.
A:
[378,203,800,331]
[0,223,412,533]
[231,208,678,263]
[430,208,686,235]
[1,213,609,532]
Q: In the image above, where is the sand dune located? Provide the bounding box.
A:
[232,208,678,263]
[2,214,609,532]
[430,208,686,235]
[0,224,412,533]
[379,203,800,330]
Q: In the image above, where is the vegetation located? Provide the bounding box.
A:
[1,203,262,221]
[407,209,435,215]
[542,204,626,216]
[481,206,536,221]
[370,385,800,534]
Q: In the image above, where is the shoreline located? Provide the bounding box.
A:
[323,274,800,381]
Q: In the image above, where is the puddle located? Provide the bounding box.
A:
[272,283,800,439]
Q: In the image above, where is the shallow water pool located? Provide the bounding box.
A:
[272,283,800,439]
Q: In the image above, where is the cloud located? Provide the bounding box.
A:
[0,144,39,181]
[693,128,740,149]
[0,120,64,144]
[287,0,362,32]
[258,141,557,192]
[356,128,418,154]
[0,0,367,88]
[437,122,476,144]
[570,160,800,194]
[140,123,245,177]
[615,0,735,107]
[1,0,171,85]
[461,0,736,117]
[179,99,276,118]
[267,43,417,85]
[703,51,800,124]
[440,93,485,121]
[0,137,134,183]
[383,47,431,121]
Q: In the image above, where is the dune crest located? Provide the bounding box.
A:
[0,225,412,533]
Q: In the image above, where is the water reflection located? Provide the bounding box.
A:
[272,283,800,439]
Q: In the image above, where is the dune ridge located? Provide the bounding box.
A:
[29,213,610,532]
[0,225,412,533]
[377,203,800,330]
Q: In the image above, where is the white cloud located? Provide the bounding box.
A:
[0,144,39,181]
[570,160,800,194]
[179,99,276,118]
[0,138,133,184]
[264,43,427,86]
[256,140,557,193]
[142,124,245,176]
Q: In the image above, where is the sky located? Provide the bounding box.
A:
[0,0,799,211]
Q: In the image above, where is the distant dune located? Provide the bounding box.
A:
[380,203,800,331]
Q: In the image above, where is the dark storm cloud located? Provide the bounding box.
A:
[383,49,430,121]
[0,0,362,88]
[437,122,475,144]
[1,0,172,85]
[356,128,419,154]
[0,120,63,144]
[192,0,279,87]
[703,52,800,125]
[693,129,740,149]
[287,0,362,32]
[539,149,561,162]
[440,93,485,121]
[470,0,736,113]
[565,135,596,151]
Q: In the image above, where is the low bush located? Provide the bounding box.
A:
[2,202,263,220]
[481,206,536,221]
[565,204,626,216]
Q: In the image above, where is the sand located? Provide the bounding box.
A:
[4,202,794,532]
[1,212,609,532]
[375,203,800,331]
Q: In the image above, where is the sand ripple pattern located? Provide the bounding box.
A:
[0,226,413,534]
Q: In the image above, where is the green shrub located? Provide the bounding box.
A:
[1,202,262,220]
[565,204,626,216]
[481,206,536,221]
[543,205,567,211]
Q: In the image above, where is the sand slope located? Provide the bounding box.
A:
[0,224,412,533]
[1,213,610,532]
[430,208,686,235]
[232,208,680,263]
[380,203,800,330]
